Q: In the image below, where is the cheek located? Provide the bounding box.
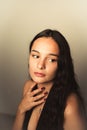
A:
[29,57,34,68]
[52,68,57,76]
[29,58,33,73]
[28,62,34,78]
[48,64,58,77]
[29,59,37,76]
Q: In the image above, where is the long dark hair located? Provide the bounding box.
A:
[29,29,85,130]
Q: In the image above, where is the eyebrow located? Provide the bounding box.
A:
[31,50,59,57]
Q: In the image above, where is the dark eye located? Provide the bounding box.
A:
[48,58,58,62]
[32,54,39,59]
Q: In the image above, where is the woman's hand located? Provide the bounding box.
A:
[18,83,47,114]
[12,81,47,130]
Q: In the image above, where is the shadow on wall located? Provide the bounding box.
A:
[77,59,87,114]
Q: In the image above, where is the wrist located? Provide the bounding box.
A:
[17,105,25,116]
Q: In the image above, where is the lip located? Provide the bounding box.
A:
[34,72,46,77]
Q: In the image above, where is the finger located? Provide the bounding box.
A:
[31,87,45,97]
[30,83,37,91]
[32,98,45,106]
[33,93,46,102]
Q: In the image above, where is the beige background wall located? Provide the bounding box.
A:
[0,0,87,115]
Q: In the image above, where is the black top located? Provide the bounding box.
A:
[23,83,66,130]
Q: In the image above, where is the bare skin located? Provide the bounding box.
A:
[12,80,86,130]
[64,94,86,130]
[12,80,52,130]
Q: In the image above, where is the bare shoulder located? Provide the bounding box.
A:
[23,80,36,96]
[64,93,86,130]
[64,93,80,116]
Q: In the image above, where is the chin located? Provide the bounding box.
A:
[33,79,53,85]
[33,80,44,84]
[30,77,42,83]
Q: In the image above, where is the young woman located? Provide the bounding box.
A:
[12,29,86,130]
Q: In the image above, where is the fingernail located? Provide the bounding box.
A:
[44,92,48,95]
[41,87,45,91]
[44,98,47,101]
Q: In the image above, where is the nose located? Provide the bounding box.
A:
[37,59,45,69]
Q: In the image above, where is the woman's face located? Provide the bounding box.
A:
[29,37,60,84]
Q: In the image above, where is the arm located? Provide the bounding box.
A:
[12,80,34,130]
[64,94,86,130]
[12,108,25,130]
[12,80,46,130]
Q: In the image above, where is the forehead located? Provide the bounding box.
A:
[31,37,60,54]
